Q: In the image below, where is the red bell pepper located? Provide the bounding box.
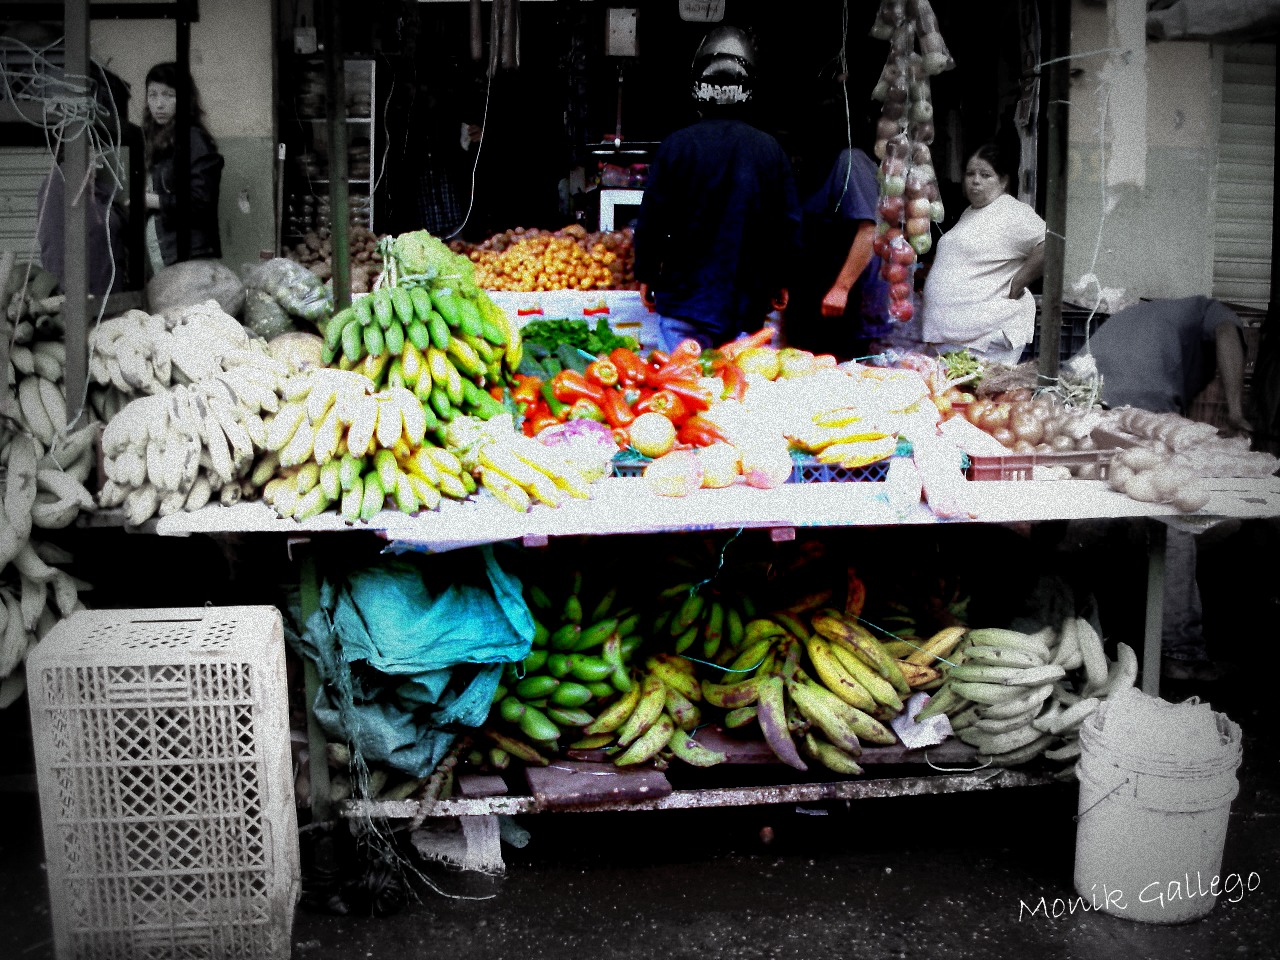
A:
[551,369,607,406]
[598,387,636,429]
[511,374,542,406]
[661,379,712,413]
[719,362,748,402]
[609,347,649,386]
[677,415,727,447]
[567,398,607,422]
[489,386,505,402]
[717,326,775,362]
[634,389,687,422]
[649,358,703,388]
[669,338,703,364]
[524,408,561,437]
[585,357,620,389]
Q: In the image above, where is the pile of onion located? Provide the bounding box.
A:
[964,396,1099,456]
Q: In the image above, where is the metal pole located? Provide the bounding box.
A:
[323,0,351,312]
[175,2,192,263]
[62,0,90,429]
[1037,0,1070,383]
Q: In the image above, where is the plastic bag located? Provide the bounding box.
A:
[147,258,245,321]
[243,256,332,323]
[243,287,295,339]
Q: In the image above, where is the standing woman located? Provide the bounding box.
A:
[920,141,1045,364]
[142,62,223,272]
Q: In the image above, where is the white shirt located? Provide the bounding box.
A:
[921,193,1046,354]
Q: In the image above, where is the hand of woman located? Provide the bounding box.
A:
[821,284,850,317]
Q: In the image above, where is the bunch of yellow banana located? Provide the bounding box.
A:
[258,367,476,521]
[914,617,1138,771]
[582,656,726,769]
[784,407,900,469]
[698,610,905,776]
[472,431,597,512]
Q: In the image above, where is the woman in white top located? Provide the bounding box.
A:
[921,142,1046,364]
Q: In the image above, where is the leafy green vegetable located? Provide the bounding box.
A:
[519,316,638,358]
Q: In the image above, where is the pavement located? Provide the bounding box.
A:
[1,519,1278,959]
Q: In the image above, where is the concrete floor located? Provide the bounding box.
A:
[2,660,1277,960]
[2,519,1278,959]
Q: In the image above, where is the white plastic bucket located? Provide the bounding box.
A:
[1073,693,1242,924]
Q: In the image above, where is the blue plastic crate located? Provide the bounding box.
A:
[610,449,894,483]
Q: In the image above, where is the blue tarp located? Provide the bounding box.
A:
[293,545,532,778]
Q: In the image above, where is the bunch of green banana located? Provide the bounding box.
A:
[914,617,1138,771]
[583,655,727,769]
[649,580,755,664]
[477,570,647,768]
[258,366,474,521]
[321,281,516,426]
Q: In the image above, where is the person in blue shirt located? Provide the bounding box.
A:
[785,144,890,361]
[1067,295,1252,682]
[633,26,801,351]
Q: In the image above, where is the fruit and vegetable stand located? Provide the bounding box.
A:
[151,471,1280,842]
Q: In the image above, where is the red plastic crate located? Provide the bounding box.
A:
[966,448,1114,481]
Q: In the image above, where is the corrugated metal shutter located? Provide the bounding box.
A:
[1212,45,1276,311]
[0,147,53,264]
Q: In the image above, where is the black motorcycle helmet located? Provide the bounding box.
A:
[691,25,757,106]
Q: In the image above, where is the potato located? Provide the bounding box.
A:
[1147,465,1192,503]
[1122,469,1160,503]
[1173,483,1211,513]
[1118,447,1166,472]
[1107,462,1134,492]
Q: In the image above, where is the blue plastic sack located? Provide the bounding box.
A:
[295,545,532,778]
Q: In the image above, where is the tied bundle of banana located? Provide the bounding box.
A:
[320,278,519,427]
[257,366,470,522]
[651,580,755,664]
[0,436,93,696]
[87,300,285,425]
[700,608,934,776]
[97,347,293,524]
[784,406,900,469]
[914,617,1138,771]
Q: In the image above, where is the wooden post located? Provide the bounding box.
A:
[1037,0,1071,384]
[323,0,351,312]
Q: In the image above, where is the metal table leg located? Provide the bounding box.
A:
[1142,520,1166,696]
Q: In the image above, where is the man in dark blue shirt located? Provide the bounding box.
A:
[633,26,801,351]
[1066,295,1253,682]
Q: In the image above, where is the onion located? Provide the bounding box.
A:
[1049,434,1075,452]
[643,451,704,497]
[1009,410,1044,446]
[992,427,1016,448]
[739,442,794,490]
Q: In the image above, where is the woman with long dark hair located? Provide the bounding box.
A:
[142,62,223,271]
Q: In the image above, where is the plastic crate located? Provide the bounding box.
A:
[610,453,890,483]
[966,448,1114,481]
[26,606,299,960]
[1024,300,1110,365]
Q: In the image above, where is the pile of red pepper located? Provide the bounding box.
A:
[513,328,774,449]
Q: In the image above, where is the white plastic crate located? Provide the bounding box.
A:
[26,606,299,960]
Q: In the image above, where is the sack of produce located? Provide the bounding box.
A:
[243,256,332,324]
[146,258,245,323]
[243,287,295,340]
